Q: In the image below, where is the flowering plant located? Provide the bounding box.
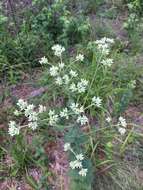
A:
[8,39,138,189]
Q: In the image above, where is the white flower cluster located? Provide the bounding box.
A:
[39,56,48,65]
[52,44,65,57]
[50,65,88,94]
[60,108,69,120]
[45,45,88,95]
[95,37,114,55]
[64,143,88,177]
[8,99,47,136]
[69,79,89,94]
[49,110,59,126]
[49,66,59,77]
[106,117,111,123]
[70,103,88,126]
[92,96,102,108]
[76,54,84,62]
[43,103,88,126]
[118,116,127,135]
[70,102,83,115]
[69,70,78,78]
[77,79,88,93]
[8,121,20,136]
[77,115,88,126]
[101,58,113,67]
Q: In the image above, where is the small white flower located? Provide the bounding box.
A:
[74,160,82,168]
[70,160,82,169]
[49,66,59,77]
[118,127,126,135]
[49,110,55,116]
[77,115,88,125]
[63,74,70,84]
[101,58,113,67]
[8,121,20,136]
[79,168,88,177]
[92,96,102,107]
[95,37,114,55]
[28,122,38,130]
[49,110,59,125]
[60,108,69,119]
[78,106,84,114]
[69,161,76,169]
[55,77,63,85]
[76,154,84,161]
[58,62,65,69]
[24,104,35,117]
[52,44,65,57]
[69,83,77,92]
[77,79,88,93]
[39,56,48,65]
[14,110,20,116]
[70,102,78,112]
[70,103,84,115]
[106,117,111,123]
[69,70,78,77]
[39,105,46,113]
[28,111,38,122]
[17,99,28,110]
[118,116,127,128]
[64,143,71,151]
[76,54,84,61]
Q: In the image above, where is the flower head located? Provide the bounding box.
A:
[92,96,102,107]
[28,111,38,122]
[63,74,70,84]
[106,117,111,123]
[8,121,20,136]
[118,116,127,128]
[77,115,88,125]
[17,99,28,110]
[70,160,82,169]
[101,58,113,67]
[70,103,84,115]
[69,83,77,92]
[58,62,65,69]
[60,108,69,119]
[24,104,35,117]
[52,44,65,57]
[14,110,20,116]
[79,168,88,177]
[39,56,48,65]
[76,54,84,62]
[76,154,84,161]
[64,143,71,151]
[69,70,78,77]
[55,77,63,86]
[77,79,88,93]
[118,127,126,135]
[49,66,59,77]
[28,122,38,130]
[39,105,46,113]
[49,110,59,126]
[95,37,114,55]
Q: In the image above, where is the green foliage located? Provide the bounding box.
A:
[0,0,90,83]
[10,135,33,176]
